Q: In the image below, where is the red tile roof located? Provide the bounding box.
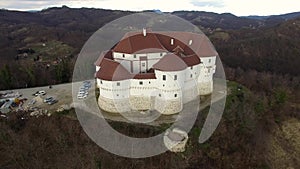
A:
[152,53,187,71]
[155,32,218,57]
[95,31,218,80]
[133,73,156,79]
[113,32,167,54]
[94,50,112,66]
[95,58,131,81]
[182,54,201,66]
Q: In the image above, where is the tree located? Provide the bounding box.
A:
[55,59,71,83]
[0,64,12,89]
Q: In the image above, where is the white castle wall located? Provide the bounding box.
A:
[130,79,156,97]
[96,55,217,114]
[183,80,198,104]
[154,70,185,101]
[197,56,216,95]
[98,79,130,100]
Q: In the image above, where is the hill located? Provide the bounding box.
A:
[0,7,299,169]
[0,7,299,90]
[210,17,300,76]
[245,12,300,26]
[172,11,264,30]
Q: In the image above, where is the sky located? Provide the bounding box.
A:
[0,0,299,16]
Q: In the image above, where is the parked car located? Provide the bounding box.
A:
[28,99,36,105]
[43,96,54,103]
[48,99,58,105]
[33,90,46,96]
[77,93,88,99]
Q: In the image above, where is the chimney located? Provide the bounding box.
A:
[143,28,147,36]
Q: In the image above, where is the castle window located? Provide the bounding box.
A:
[174,75,177,80]
[134,54,136,58]
[149,81,151,84]
[191,66,193,70]
[209,59,211,63]
[163,84,165,87]
[139,81,143,85]
[163,75,166,81]
[190,74,193,78]
[189,40,193,45]
[117,82,120,86]
[116,94,119,97]
[159,94,161,97]
[208,68,210,73]
[160,53,163,56]
[100,80,103,84]
[123,54,125,58]
[174,94,177,98]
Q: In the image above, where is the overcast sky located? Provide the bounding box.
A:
[0,0,299,16]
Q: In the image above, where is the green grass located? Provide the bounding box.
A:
[28,40,75,61]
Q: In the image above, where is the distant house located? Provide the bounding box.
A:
[95,30,217,115]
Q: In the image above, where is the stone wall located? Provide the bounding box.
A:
[154,97,182,115]
[129,96,152,110]
[198,81,213,95]
[98,96,130,113]
[98,79,213,114]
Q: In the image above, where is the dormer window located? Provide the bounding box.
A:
[170,39,174,45]
[189,40,193,45]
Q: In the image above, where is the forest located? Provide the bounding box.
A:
[0,7,299,169]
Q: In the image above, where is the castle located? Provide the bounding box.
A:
[94,30,217,115]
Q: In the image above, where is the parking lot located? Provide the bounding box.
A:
[0,80,95,114]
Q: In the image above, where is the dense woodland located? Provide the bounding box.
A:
[0,7,299,169]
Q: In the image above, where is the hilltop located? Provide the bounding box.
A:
[0,7,299,90]
[0,7,299,169]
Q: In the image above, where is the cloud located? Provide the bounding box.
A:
[190,0,225,8]
[0,0,61,10]
[0,0,299,16]
[0,0,97,10]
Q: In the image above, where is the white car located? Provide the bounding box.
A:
[78,90,86,94]
[33,90,46,96]
[43,96,54,103]
[77,94,87,99]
